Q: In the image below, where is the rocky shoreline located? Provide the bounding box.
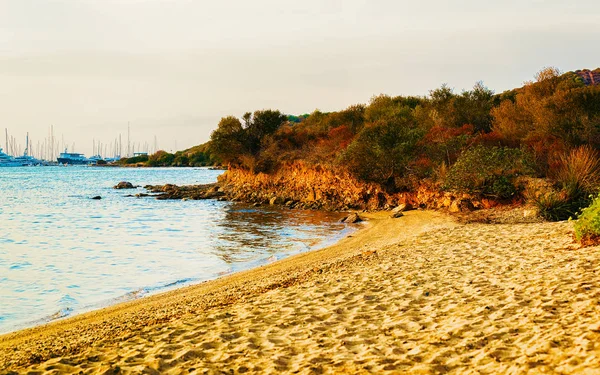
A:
[114,167,495,213]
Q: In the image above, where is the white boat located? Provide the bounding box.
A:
[14,154,41,166]
[0,147,23,167]
[14,134,42,166]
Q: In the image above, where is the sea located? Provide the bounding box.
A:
[0,167,351,334]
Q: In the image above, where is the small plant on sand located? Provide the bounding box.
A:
[534,192,580,221]
[574,194,600,245]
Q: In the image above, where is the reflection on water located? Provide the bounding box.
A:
[213,207,346,265]
[0,167,349,334]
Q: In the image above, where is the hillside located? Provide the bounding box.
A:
[122,67,600,219]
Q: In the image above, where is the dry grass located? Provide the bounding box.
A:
[554,145,600,197]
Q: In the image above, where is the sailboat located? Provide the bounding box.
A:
[14,133,41,166]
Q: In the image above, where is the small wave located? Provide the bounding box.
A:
[217,268,233,276]
[58,294,78,306]
[9,261,32,270]
[160,278,195,289]
[108,278,197,305]
[48,307,74,321]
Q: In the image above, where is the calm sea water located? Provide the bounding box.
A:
[0,167,349,334]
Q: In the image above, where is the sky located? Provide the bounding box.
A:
[0,0,599,158]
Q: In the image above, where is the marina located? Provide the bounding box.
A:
[1,126,163,166]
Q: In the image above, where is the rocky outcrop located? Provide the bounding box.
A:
[143,183,225,200]
[217,163,494,211]
[340,213,363,223]
[114,181,137,189]
[130,163,501,212]
[217,163,391,211]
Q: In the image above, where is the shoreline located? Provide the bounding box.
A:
[0,212,437,370]
[0,202,352,337]
[3,210,600,373]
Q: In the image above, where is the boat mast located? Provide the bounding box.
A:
[24,132,29,157]
[127,122,131,158]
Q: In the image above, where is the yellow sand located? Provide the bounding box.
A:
[1,210,600,374]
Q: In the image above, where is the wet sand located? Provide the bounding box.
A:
[1,210,600,374]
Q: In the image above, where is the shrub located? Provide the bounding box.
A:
[574,194,600,244]
[534,192,581,222]
[340,114,423,190]
[554,145,600,199]
[444,145,534,199]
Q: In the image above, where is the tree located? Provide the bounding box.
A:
[210,116,245,165]
[341,107,423,190]
[243,109,288,154]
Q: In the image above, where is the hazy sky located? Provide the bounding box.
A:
[0,0,599,157]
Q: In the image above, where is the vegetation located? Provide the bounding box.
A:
[574,194,600,244]
[444,145,533,199]
[535,145,600,221]
[208,68,599,203]
[117,142,218,167]
[119,67,600,219]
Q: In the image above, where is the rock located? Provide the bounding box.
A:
[398,203,413,212]
[135,193,149,198]
[269,197,277,205]
[449,199,475,213]
[114,181,136,189]
[341,213,363,223]
[391,203,413,216]
[91,196,102,200]
[449,200,461,213]
[161,184,178,192]
[390,211,404,218]
[441,197,453,208]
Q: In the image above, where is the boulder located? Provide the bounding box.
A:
[91,196,102,200]
[390,211,404,218]
[340,213,363,223]
[114,181,136,189]
[449,199,475,213]
[392,203,413,214]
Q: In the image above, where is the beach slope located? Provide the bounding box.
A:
[1,211,600,374]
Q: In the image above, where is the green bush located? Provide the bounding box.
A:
[574,194,600,243]
[444,145,534,199]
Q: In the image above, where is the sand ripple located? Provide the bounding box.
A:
[1,211,600,374]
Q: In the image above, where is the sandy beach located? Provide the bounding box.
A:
[1,210,600,374]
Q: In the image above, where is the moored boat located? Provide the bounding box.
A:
[0,147,22,167]
[57,149,91,165]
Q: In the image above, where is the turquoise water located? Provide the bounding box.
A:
[0,167,348,333]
